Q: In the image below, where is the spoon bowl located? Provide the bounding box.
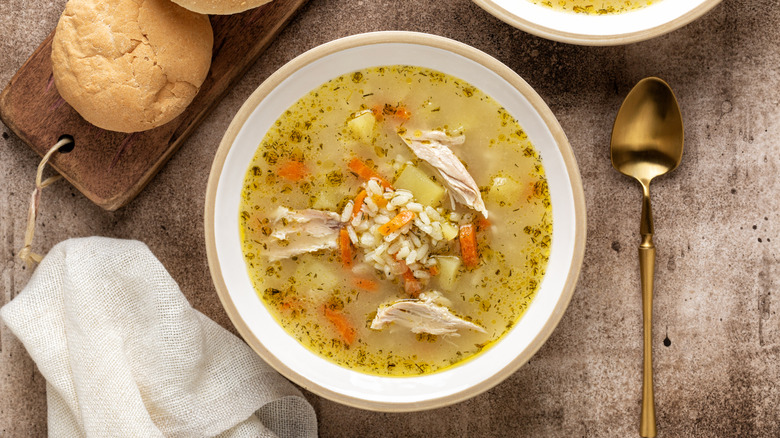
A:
[612,78,684,183]
[610,77,683,438]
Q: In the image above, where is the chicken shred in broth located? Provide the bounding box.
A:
[239,66,552,376]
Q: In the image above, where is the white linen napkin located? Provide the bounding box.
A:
[0,237,318,438]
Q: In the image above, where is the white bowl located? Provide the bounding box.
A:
[205,31,586,411]
[473,0,722,45]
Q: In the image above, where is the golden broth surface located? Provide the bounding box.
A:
[529,0,657,14]
[239,66,552,376]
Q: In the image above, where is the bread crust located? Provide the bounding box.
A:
[52,0,214,133]
[170,0,272,15]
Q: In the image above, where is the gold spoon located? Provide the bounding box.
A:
[610,77,684,438]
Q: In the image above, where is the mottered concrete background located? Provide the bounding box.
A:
[1,0,778,436]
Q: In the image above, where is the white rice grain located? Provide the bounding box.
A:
[387,240,402,255]
[367,179,381,195]
[418,243,429,258]
[395,189,413,198]
[360,232,375,247]
[425,206,442,222]
[341,201,354,222]
[405,249,417,265]
[388,194,411,209]
[384,230,401,242]
[356,221,370,233]
[406,202,423,213]
[419,211,431,225]
[365,196,378,213]
[375,241,389,255]
[413,270,431,279]
[396,245,410,259]
[351,212,363,227]
[347,226,358,245]
[431,222,443,241]
[375,215,391,225]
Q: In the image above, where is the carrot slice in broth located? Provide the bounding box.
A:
[351,277,378,291]
[277,160,308,181]
[323,306,356,345]
[339,228,353,267]
[348,158,392,189]
[459,223,479,269]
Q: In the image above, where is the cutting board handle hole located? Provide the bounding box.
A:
[57,134,74,153]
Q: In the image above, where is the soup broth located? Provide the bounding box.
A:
[239,66,552,376]
[529,0,657,14]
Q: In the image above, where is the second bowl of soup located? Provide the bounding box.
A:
[205,31,586,411]
[473,0,722,45]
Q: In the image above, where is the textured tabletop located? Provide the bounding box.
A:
[1,0,778,436]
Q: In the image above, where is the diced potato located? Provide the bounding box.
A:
[394,164,445,206]
[347,110,376,142]
[296,260,339,302]
[487,175,525,206]
[311,187,346,210]
[440,222,458,241]
[436,256,462,291]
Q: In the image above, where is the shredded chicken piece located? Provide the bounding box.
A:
[418,290,452,307]
[370,292,486,336]
[399,130,488,218]
[264,206,343,261]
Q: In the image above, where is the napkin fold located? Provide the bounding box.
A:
[0,237,318,438]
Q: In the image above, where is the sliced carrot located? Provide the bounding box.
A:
[348,158,392,189]
[277,160,308,181]
[323,306,356,345]
[476,217,491,231]
[351,190,367,220]
[428,265,440,276]
[523,180,537,201]
[398,261,421,298]
[394,107,411,121]
[378,210,415,236]
[280,297,303,313]
[372,104,411,122]
[351,277,378,291]
[403,270,421,297]
[372,194,388,209]
[339,228,353,267]
[371,105,385,122]
[459,223,479,269]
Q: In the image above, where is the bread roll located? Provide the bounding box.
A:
[52,0,214,133]
[171,0,272,15]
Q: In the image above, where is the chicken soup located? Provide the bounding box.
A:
[529,0,657,14]
[239,66,552,376]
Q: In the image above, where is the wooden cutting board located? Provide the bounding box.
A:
[0,0,309,210]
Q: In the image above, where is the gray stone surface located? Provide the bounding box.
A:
[1,0,778,436]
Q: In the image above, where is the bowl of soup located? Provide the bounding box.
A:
[205,31,586,411]
[473,0,722,45]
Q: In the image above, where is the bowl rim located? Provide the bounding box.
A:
[472,0,722,46]
[204,31,587,411]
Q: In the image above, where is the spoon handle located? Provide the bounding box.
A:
[639,236,656,437]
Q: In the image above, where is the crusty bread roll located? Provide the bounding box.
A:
[170,0,272,15]
[52,0,214,133]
